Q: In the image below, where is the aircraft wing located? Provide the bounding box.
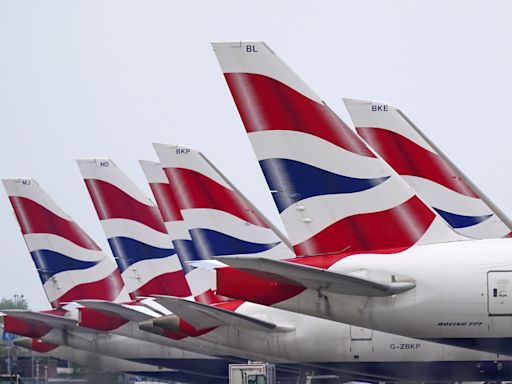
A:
[217,257,416,296]
[154,296,294,332]
[75,300,155,322]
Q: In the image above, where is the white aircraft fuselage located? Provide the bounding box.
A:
[261,238,512,354]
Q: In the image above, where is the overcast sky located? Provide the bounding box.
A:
[1,1,511,310]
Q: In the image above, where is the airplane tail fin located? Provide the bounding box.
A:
[2,179,129,308]
[153,144,295,263]
[212,41,462,268]
[344,98,512,239]
[77,159,191,299]
[145,150,301,306]
[139,160,221,304]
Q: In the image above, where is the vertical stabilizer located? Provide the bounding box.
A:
[212,41,462,269]
[2,179,129,307]
[77,159,191,299]
[153,144,295,263]
[139,160,218,304]
[344,98,512,239]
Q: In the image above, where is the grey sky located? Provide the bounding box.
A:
[1,1,511,310]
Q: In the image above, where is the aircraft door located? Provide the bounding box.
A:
[349,326,373,360]
[350,326,373,340]
[488,271,512,315]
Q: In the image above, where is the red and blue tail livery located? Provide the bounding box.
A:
[212,41,462,269]
[145,150,301,306]
[139,159,218,303]
[344,98,512,239]
[77,159,191,299]
[153,144,295,263]
[2,179,129,307]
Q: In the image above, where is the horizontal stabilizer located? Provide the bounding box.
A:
[154,296,294,332]
[217,257,415,296]
[75,300,155,322]
[2,310,79,330]
[185,260,226,270]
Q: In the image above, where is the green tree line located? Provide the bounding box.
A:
[0,295,28,325]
